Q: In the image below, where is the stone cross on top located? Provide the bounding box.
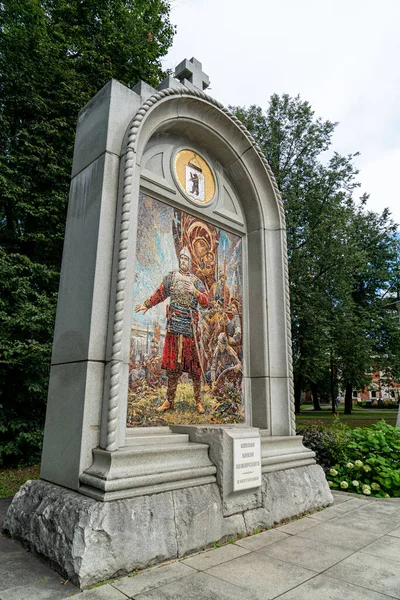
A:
[174,57,210,91]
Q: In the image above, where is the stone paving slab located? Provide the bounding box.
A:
[0,534,25,557]
[2,493,400,600]
[0,579,79,600]
[0,520,78,600]
[307,506,347,521]
[360,533,400,563]
[334,507,400,534]
[134,571,255,600]
[277,516,318,535]
[330,491,352,504]
[112,561,193,597]
[0,552,74,593]
[256,534,354,572]
[234,528,290,551]
[73,584,125,599]
[180,543,250,571]
[206,551,317,599]
[325,551,400,599]
[359,500,400,517]
[275,573,395,600]
[296,519,385,550]
[389,526,400,538]
[328,497,371,511]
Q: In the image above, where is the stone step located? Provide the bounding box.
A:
[79,441,217,501]
[124,433,189,447]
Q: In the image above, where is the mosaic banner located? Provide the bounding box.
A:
[127,193,244,426]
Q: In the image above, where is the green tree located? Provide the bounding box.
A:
[333,203,400,413]
[232,96,400,415]
[0,0,175,465]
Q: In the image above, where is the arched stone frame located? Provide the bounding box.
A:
[102,88,295,452]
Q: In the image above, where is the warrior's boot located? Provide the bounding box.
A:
[193,376,205,414]
[157,370,179,412]
[156,399,174,412]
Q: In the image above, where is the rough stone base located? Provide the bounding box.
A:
[4,464,332,589]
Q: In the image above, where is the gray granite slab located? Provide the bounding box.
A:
[180,543,250,571]
[308,506,347,521]
[0,535,25,556]
[360,534,400,563]
[276,573,393,600]
[0,580,79,600]
[257,534,354,572]
[325,551,400,598]
[277,517,318,535]
[330,491,355,504]
[135,570,255,600]
[357,501,400,518]
[234,529,290,550]
[0,553,67,592]
[334,508,400,534]
[113,562,193,597]
[79,584,126,599]
[389,526,400,538]
[297,520,384,550]
[328,497,371,511]
[206,552,316,599]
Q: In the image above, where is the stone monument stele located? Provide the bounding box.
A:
[4,57,332,589]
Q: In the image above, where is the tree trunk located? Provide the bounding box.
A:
[294,374,303,414]
[330,352,336,414]
[344,382,353,415]
[311,382,321,411]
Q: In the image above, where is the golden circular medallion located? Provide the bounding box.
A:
[174,149,215,205]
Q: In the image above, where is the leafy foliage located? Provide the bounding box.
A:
[232,97,400,413]
[0,0,175,465]
[301,419,400,497]
[326,421,400,497]
[0,463,40,498]
[298,418,349,471]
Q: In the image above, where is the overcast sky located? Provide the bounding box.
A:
[162,0,400,227]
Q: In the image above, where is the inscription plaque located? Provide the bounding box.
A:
[233,436,262,491]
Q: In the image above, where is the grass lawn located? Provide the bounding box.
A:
[297,405,398,428]
[0,464,40,498]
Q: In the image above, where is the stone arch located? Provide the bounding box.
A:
[104,87,295,452]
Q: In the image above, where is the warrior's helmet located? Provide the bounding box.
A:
[179,246,192,269]
[217,332,228,349]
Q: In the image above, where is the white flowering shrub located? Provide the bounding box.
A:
[325,421,400,498]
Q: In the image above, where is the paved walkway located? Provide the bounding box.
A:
[1,492,400,599]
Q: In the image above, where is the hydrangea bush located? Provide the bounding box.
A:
[300,420,400,498]
[297,418,349,471]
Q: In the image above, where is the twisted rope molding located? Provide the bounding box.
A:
[106,87,295,450]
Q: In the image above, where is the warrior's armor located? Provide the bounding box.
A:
[142,247,209,413]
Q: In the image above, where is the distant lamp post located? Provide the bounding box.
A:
[384,298,400,427]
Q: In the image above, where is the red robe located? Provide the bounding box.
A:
[145,271,209,376]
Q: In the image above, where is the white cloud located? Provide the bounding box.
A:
[164,0,400,228]
[356,149,400,226]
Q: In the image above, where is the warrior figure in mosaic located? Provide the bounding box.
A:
[135,247,209,413]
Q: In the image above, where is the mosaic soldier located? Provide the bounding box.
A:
[226,300,242,348]
[144,339,162,388]
[210,332,241,390]
[210,333,242,392]
[135,247,209,413]
[210,267,231,306]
